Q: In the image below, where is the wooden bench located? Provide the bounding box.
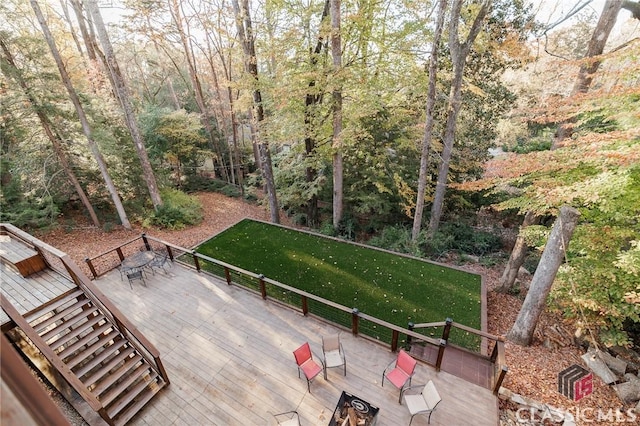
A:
[0,236,47,277]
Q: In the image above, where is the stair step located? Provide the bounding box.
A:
[57,323,114,359]
[40,306,100,342]
[48,314,106,349]
[32,297,91,333]
[73,340,129,378]
[84,349,139,389]
[101,363,154,407]
[25,289,84,322]
[112,380,165,426]
[65,330,122,369]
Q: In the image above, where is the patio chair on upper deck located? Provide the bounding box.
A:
[322,334,346,380]
[402,380,442,425]
[382,349,418,403]
[293,342,324,393]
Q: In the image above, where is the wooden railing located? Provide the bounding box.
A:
[0,224,170,389]
[85,233,507,393]
[411,319,508,394]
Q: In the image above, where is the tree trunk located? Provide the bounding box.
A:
[554,0,623,145]
[232,0,280,223]
[30,0,131,230]
[85,0,163,209]
[58,0,84,60]
[427,0,491,237]
[507,206,581,346]
[0,37,101,228]
[330,0,343,229]
[304,0,330,227]
[69,0,97,61]
[411,0,447,242]
[496,211,540,293]
[169,0,229,182]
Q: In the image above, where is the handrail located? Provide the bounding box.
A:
[1,223,66,258]
[60,255,170,385]
[412,319,504,348]
[0,293,103,412]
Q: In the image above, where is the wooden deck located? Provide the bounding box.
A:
[0,261,76,326]
[89,262,499,426]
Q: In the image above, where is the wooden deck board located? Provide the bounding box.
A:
[91,264,498,426]
[1,262,76,325]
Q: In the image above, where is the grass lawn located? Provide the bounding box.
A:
[195,219,482,348]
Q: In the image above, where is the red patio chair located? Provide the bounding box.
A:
[382,349,418,403]
[293,342,324,392]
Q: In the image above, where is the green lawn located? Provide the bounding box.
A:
[195,219,482,347]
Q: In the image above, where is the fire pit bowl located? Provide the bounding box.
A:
[328,391,379,426]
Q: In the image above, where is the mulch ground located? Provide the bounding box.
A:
[36,192,624,425]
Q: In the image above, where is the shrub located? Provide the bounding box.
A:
[423,222,502,257]
[144,189,203,230]
[367,225,423,257]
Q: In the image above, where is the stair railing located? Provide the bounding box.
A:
[0,293,107,419]
[60,256,170,386]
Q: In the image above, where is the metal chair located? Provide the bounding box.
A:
[402,380,442,425]
[293,342,324,392]
[147,251,171,275]
[322,334,346,380]
[271,410,301,426]
[382,349,417,403]
[126,268,146,289]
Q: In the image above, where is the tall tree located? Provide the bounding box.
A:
[330,0,343,228]
[232,0,280,223]
[29,0,131,229]
[85,0,163,209]
[0,36,101,228]
[411,0,448,242]
[496,211,540,293]
[169,0,230,182]
[304,0,330,227]
[554,0,624,144]
[508,206,580,346]
[427,0,492,236]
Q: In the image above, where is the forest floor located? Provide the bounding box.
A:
[36,192,623,425]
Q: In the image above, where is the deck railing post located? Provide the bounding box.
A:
[301,295,309,315]
[85,257,97,279]
[192,251,201,272]
[405,321,414,351]
[435,338,446,372]
[351,308,359,336]
[490,340,498,363]
[141,234,151,251]
[116,247,124,261]
[494,366,508,395]
[224,267,232,285]
[442,317,453,342]
[166,246,174,261]
[391,330,399,352]
[258,274,267,299]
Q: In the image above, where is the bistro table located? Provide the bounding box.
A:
[121,251,155,270]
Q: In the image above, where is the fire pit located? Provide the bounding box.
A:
[329,391,379,426]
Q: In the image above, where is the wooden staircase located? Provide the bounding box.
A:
[2,289,167,426]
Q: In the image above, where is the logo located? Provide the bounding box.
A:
[558,364,592,401]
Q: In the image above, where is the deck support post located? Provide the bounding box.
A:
[259,274,267,299]
[435,339,446,372]
[141,234,151,251]
[351,308,359,336]
[85,258,97,279]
